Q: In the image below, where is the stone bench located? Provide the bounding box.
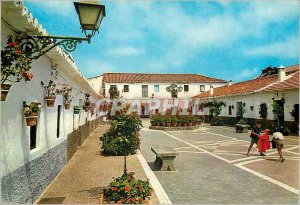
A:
[151,147,177,171]
[235,124,250,133]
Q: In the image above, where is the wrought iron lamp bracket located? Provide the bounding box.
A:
[19,34,91,59]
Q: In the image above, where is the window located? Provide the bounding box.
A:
[57,105,62,138]
[30,126,37,150]
[200,85,205,92]
[103,88,105,96]
[229,106,232,115]
[184,85,189,92]
[123,85,129,92]
[110,85,117,90]
[142,85,148,98]
[154,85,159,92]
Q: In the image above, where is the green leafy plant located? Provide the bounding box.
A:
[104,172,152,204]
[201,99,226,117]
[57,84,72,103]
[211,116,224,126]
[1,35,33,84]
[100,109,142,156]
[237,118,248,125]
[272,101,284,116]
[23,100,42,116]
[270,124,290,136]
[259,103,268,119]
[109,87,120,99]
[41,80,57,97]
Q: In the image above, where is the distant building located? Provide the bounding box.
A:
[194,65,299,133]
[88,73,228,115]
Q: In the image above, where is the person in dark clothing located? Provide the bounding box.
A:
[246,121,266,156]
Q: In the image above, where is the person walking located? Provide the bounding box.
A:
[272,132,285,162]
[246,121,266,156]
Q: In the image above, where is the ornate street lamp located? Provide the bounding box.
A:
[18,1,106,59]
[166,84,183,102]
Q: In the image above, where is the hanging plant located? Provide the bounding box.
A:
[109,87,120,99]
[57,83,73,109]
[23,100,42,126]
[1,35,33,101]
[41,80,58,107]
[84,93,91,106]
[259,103,268,119]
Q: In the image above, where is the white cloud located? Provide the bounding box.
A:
[244,36,299,58]
[107,46,145,57]
[232,67,259,82]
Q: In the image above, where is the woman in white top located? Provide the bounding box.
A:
[272,132,285,162]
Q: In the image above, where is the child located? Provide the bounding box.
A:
[246,121,267,156]
[272,132,285,162]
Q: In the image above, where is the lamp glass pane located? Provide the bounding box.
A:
[78,5,102,30]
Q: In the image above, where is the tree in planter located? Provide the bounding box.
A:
[201,99,226,126]
[259,103,268,119]
[272,100,284,126]
[41,80,58,107]
[1,35,33,101]
[236,102,247,119]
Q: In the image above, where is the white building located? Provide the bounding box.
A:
[194,65,299,133]
[1,2,102,203]
[88,73,228,115]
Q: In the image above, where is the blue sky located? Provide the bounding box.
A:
[24,0,299,82]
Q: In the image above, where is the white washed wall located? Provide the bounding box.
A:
[103,82,227,99]
[0,23,98,177]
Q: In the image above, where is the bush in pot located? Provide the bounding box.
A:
[23,100,42,126]
[150,114,157,126]
[74,106,81,114]
[104,171,152,204]
[211,116,224,126]
[41,80,57,107]
[57,84,72,110]
[165,115,171,127]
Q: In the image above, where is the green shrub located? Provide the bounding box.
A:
[211,116,224,126]
[100,112,142,156]
[104,172,152,204]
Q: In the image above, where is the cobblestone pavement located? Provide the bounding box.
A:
[37,124,159,204]
[140,119,299,204]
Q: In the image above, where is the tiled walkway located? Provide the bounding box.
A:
[37,125,159,204]
[140,119,299,204]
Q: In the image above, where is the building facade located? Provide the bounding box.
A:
[195,65,299,133]
[1,2,102,203]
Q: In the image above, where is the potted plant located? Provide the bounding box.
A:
[170,115,177,127]
[74,106,81,114]
[182,115,188,126]
[1,35,33,101]
[187,115,193,126]
[41,80,57,107]
[103,171,152,204]
[23,100,41,126]
[150,114,157,126]
[176,115,182,127]
[58,84,72,110]
[165,115,171,127]
[84,93,91,106]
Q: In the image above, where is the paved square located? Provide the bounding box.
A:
[140,119,299,204]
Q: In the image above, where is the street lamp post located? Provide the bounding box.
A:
[166,84,183,104]
[17,1,106,59]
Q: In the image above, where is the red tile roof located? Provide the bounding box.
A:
[262,71,299,92]
[195,75,278,99]
[102,73,226,83]
[285,64,299,75]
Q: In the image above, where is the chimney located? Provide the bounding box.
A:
[209,85,214,95]
[278,65,286,82]
[227,80,232,86]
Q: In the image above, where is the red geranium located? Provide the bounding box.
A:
[137,185,143,191]
[120,198,124,203]
[130,198,136,202]
[127,177,132,181]
[124,186,130,191]
[111,187,118,191]
[129,172,135,175]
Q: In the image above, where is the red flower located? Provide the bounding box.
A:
[12,42,17,47]
[137,185,143,190]
[28,73,33,79]
[124,186,130,191]
[120,199,124,203]
[8,42,13,47]
[130,198,136,202]
[22,70,26,75]
[129,172,135,176]
[111,187,118,191]
[16,49,22,53]
[116,201,122,204]
[127,177,132,181]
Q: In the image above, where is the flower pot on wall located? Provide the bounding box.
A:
[64,102,71,110]
[45,96,56,107]
[84,101,91,106]
[25,116,37,126]
[83,105,89,112]
[74,107,80,114]
[1,84,11,101]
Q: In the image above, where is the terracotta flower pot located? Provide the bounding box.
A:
[83,106,89,112]
[84,101,91,106]
[1,83,11,101]
[166,122,171,127]
[171,122,177,127]
[184,123,188,127]
[64,102,71,110]
[189,122,193,127]
[25,116,37,126]
[45,96,56,107]
[177,123,181,127]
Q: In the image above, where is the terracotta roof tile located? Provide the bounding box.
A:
[262,71,299,92]
[195,75,278,98]
[285,64,299,75]
[102,73,226,83]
